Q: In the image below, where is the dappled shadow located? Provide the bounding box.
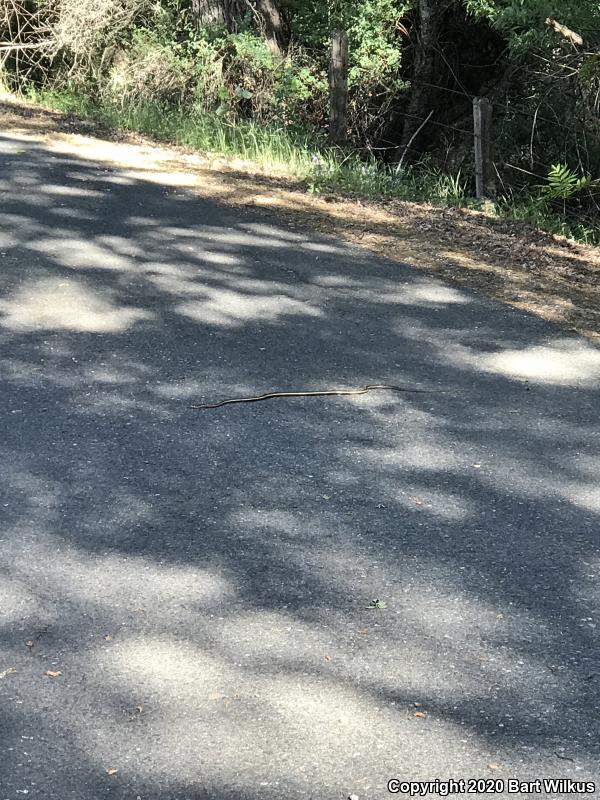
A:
[0,128,599,799]
[2,96,600,343]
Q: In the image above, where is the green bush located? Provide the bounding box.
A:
[187,29,328,128]
[103,28,196,107]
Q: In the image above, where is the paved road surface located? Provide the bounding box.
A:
[0,128,599,799]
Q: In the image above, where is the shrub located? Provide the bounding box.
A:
[103,27,195,106]
[187,29,328,128]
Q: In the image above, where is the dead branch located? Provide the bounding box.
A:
[545,17,584,48]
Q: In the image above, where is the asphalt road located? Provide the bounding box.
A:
[0,127,599,800]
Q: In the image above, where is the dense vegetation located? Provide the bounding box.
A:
[1,0,600,240]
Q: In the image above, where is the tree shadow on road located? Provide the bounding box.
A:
[0,131,599,798]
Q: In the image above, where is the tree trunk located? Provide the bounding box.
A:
[395,0,446,165]
[190,0,289,51]
[190,0,244,30]
[254,0,289,53]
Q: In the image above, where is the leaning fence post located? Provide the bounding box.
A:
[473,96,495,201]
[329,30,348,145]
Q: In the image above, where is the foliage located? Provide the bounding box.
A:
[28,84,324,169]
[542,164,591,201]
[98,19,329,127]
[464,0,600,51]
[103,26,194,106]
[2,0,600,239]
[285,0,410,140]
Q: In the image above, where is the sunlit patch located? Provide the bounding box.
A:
[8,172,40,187]
[122,169,199,188]
[232,509,308,540]
[30,236,133,271]
[146,270,206,296]
[74,393,172,417]
[301,241,354,255]
[568,454,600,478]
[91,636,445,789]
[438,248,521,278]
[573,556,600,608]
[0,212,43,237]
[102,174,135,186]
[51,207,96,221]
[83,366,140,385]
[154,226,206,238]
[0,357,50,387]
[0,576,41,624]
[311,274,471,307]
[447,339,600,385]
[176,288,322,327]
[183,229,305,250]
[200,251,243,266]
[95,234,146,258]
[152,378,223,400]
[213,609,334,661]
[5,536,235,613]
[126,215,157,226]
[396,488,475,520]
[564,482,600,512]
[393,281,470,306]
[42,183,104,198]
[482,341,600,384]
[0,277,153,332]
[239,223,306,242]
[359,441,459,472]
[142,238,244,269]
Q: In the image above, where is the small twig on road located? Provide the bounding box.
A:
[554,751,575,762]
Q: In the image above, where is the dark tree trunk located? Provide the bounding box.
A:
[190,0,244,29]
[190,0,289,52]
[254,0,289,53]
[394,0,447,164]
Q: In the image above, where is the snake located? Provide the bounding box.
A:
[190,383,438,410]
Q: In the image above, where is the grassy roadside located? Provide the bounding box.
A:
[1,93,599,342]
[22,87,598,246]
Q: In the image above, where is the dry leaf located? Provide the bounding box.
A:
[488,763,501,771]
[414,711,427,718]
[0,667,17,679]
[208,692,225,701]
[44,670,62,677]
[106,768,118,776]
[104,635,113,642]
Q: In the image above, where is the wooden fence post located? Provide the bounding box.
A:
[473,97,495,201]
[329,30,348,145]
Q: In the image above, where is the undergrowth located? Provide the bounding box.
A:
[24,86,600,245]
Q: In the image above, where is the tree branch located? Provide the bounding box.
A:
[545,17,584,47]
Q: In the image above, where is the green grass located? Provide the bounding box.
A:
[23,87,600,244]
[27,86,318,171]
[495,196,600,245]
[0,67,11,95]
[25,87,470,202]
